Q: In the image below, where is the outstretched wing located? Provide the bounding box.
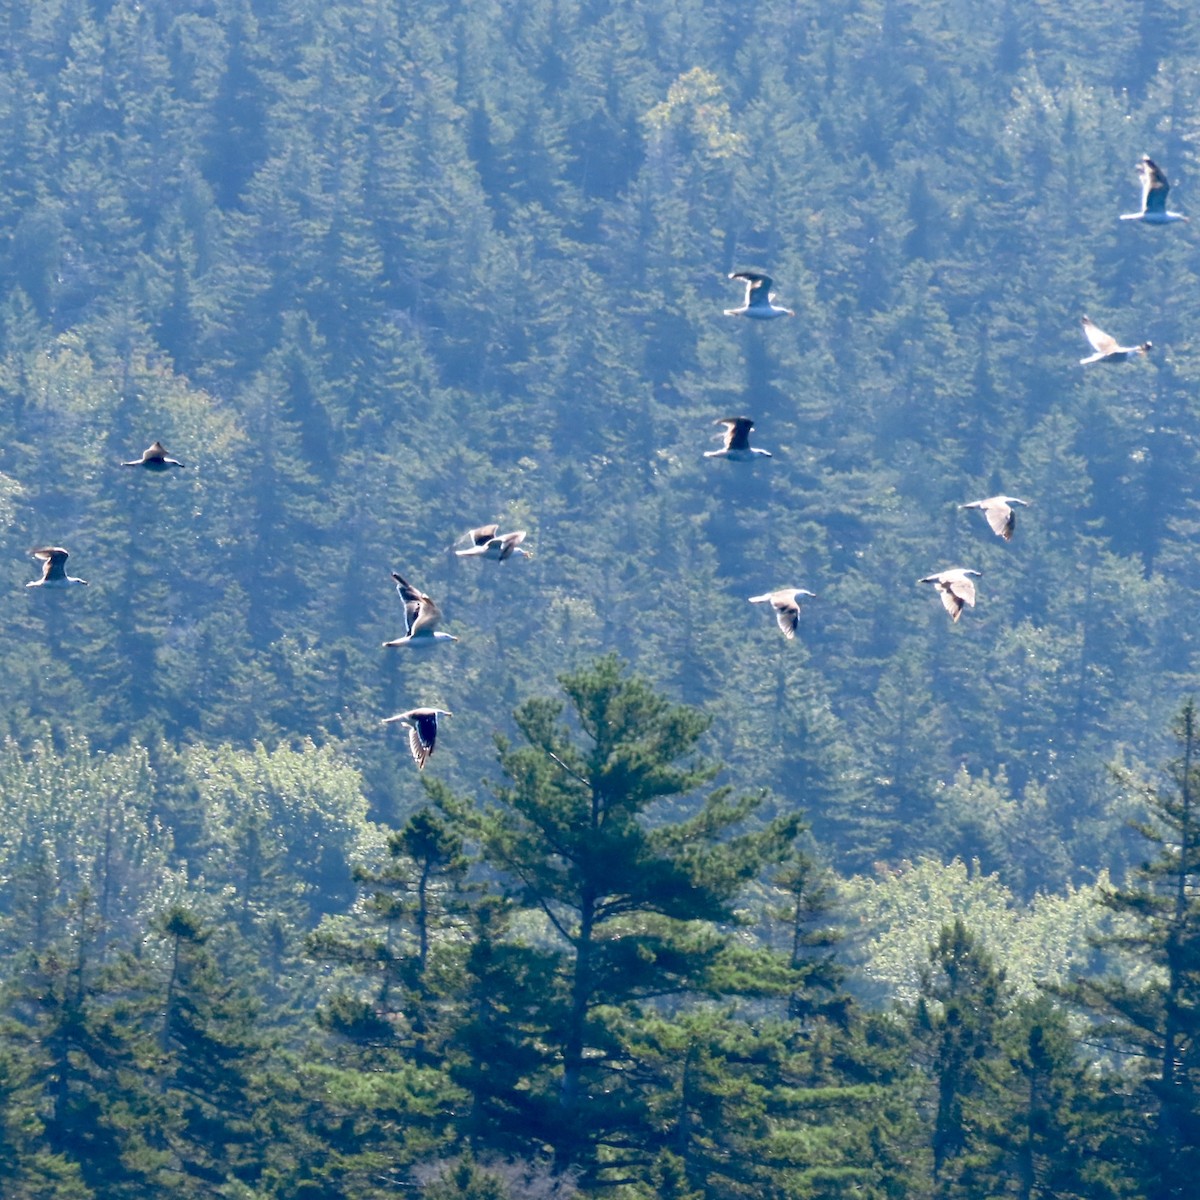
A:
[1140,156,1170,215]
[946,575,977,610]
[497,531,527,560]
[32,547,69,581]
[984,502,1015,541]
[467,523,499,546]
[392,573,440,635]
[933,584,964,621]
[730,271,772,307]
[1082,316,1118,355]
[773,599,800,639]
[409,711,440,768]
[715,416,754,451]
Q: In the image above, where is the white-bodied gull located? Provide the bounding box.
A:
[748,588,816,639]
[382,707,452,770]
[704,416,773,461]
[26,547,88,588]
[456,526,531,561]
[959,496,1029,542]
[122,441,185,470]
[383,574,458,648]
[1080,316,1151,365]
[1120,156,1187,224]
[919,568,982,623]
[724,271,794,319]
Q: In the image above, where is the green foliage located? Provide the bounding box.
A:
[1071,700,1200,1200]
[0,0,1196,1194]
[189,738,385,931]
[842,856,1112,1007]
[913,920,1011,1194]
[152,905,274,1193]
[0,733,180,958]
[444,656,801,1180]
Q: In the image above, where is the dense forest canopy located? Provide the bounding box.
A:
[1,0,1200,1195]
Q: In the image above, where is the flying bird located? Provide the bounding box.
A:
[724,271,794,319]
[1079,316,1151,365]
[919,568,982,623]
[122,440,185,470]
[26,547,88,588]
[959,495,1030,542]
[748,588,817,639]
[455,527,531,561]
[383,574,458,648]
[1120,156,1187,224]
[704,417,773,461]
[382,707,452,770]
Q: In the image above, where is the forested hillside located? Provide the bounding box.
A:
[2,0,1200,1195]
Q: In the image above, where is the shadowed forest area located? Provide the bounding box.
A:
[2,0,1200,1195]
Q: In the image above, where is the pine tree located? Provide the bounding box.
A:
[154,904,274,1194]
[15,890,169,1197]
[446,654,801,1182]
[999,998,1129,1200]
[309,804,471,1060]
[1073,700,1200,1200]
[913,918,1010,1197]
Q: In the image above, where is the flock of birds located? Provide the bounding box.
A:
[24,441,186,587]
[23,157,1184,771]
[707,157,1182,633]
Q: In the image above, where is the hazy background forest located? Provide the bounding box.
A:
[2,0,1200,1196]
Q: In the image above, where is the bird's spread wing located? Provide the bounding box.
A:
[731,271,771,307]
[392,574,437,635]
[407,711,446,769]
[467,523,499,546]
[947,577,977,608]
[774,601,800,639]
[1082,317,1117,354]
[498,531,526,559]
[413,712,438,760]
[33,547,68,580]
[33,547,65,564]
[405,725,427,769]
[716,417,753,450]
[1141,157,1169,214]
[937,587,963,619]
[984,503,1014,540]
[409,596,437,635]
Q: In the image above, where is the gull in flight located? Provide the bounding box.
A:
[748,588,816,639]
[1079,316,1151,365]
[1120,156,1187,224]
[959,495,1029,542]
[382,707,452,770]
[26,547,88,588]
[724,271,794,319]
[383,574,458,647]
[704,417,773,461]
[122,441,185,470]
[455,524,531,561]
[919,568,982,622]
